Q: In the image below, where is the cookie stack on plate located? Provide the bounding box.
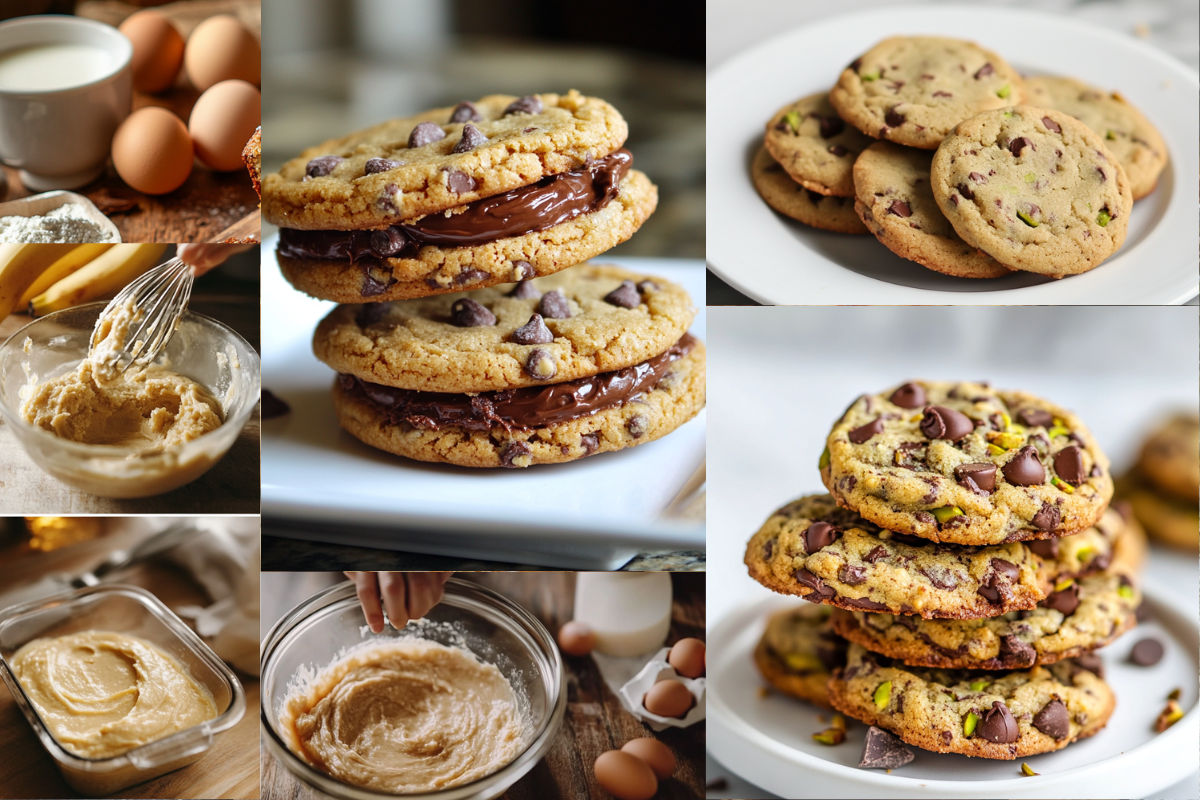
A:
[1117,413,1199,551]
[745,380,1146,761]
[752,35,1168,279]
[262,91,705,467]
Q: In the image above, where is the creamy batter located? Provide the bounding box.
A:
[10,631,218,760]
[280,640,524,794]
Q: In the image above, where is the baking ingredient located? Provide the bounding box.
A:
[0,205,114,244]
[189,80,261,171]
[112,107,193,195]
[667,637,706,678]
[30,243,166,316]
[643,679,694,718]
[10,630,217,759]
[118,10,185,93]
[280,639,524,793]
[620,737,675,780]
[17,243,113,307]
[0,243,79,319]
[184,15,260,91]
[594,750,658,800]
[0,43,112,91]
[574,573,673,656]
[557,620,596,656]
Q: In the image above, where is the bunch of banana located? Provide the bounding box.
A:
[0,243,80,319]
[29,243,167,317]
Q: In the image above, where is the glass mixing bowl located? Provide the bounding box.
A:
[260,579,566,800]
[0,302,260,498]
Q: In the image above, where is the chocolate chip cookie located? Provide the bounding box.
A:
[753,604,845,708]
[829,36,1025,150]
[821,381,1113,546]
[1135,413,1199,504]
[1118,472,1200,552]
[930,106,1133,277]
[828,642,1115,759]
[764,92,875,197]
[1025,75,1168,200]
[314,264,705,468]
[852,141,1009,278]
[752,147,868,235]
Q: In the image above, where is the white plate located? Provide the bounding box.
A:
[707,590,1199,799]
[259,237,705,569]
[706,4,1200,304]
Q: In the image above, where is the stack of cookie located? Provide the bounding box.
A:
[752,36,1167,279]
[1118,413,1199,551]
[746,380,1147,762]
[262,91,705,467]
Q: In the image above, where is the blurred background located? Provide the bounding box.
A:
[260,0,704,257]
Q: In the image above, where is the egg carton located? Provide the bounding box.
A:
[617,647,705,731]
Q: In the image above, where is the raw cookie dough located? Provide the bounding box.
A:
[751,147,868,234]
[11,631,217,760]
[753,604,845,708]
[821,380,1113,545]
[280,639,523,793]
[763,92,875,196]
[830,36,1025,150]
[828,642,1114,759]
[1135,412,1199,503]
[930,106,1133,277]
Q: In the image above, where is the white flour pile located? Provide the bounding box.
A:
[0,203,116,243]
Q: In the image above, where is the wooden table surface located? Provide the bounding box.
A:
[260,572,706,800]
[0,257,261,514]
[0,522,259,800]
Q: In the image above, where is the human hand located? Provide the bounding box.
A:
[176,243,255,276]
[344,572,453,633]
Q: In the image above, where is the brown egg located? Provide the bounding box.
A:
[621,737,675,780]
[184,15,260,91]
[668,637,706,679]
[189,80,260,171]
[111,107,193,195]
[643,679,694,719]
[593,750,657,800]
[119,10,185,93]
[557,621,596,657]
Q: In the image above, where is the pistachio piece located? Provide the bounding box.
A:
[1003,111,1014,118]
[932,506,964,523]
[1017,209,1039,227]
[1169,688,1182,701]
[1024,172,1036,183]
[1021,762,1039,777]
[1047,424,1070,438]
[1105,129,1117,140]
[819,446,831,471]
[990,431,1024,450]
[969,680,990,692]
[1051,476,1075,494]
[832,713,847,732]
[987,443,1006,456]
[784,110,802,134]
[999,412,1012,430]
[1156,699,1183,732]
[784,652,824,673]
[1075,547,1093,563]
[861,70,881,81]
[963,711,979,737]
[1118,583,1135,600]
[873,681,892,710]
[996,84,1011,99]
[812,728,846,745]
[1097,210,1111,227]
[1054,577,1075,592]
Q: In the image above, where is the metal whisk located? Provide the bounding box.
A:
[90,257,194,375]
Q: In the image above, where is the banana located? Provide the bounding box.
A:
[29,243,168,317]
[17,243,115,308]
[0,243,82,320]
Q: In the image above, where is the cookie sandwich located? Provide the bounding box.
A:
[313,264,705,468]
[264,91,657,301]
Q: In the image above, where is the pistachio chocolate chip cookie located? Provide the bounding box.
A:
[315,264,705,468]
[931,106,1133,277]
[820,381,1113,546]
[828,643,1114,759]
[764,92,875,197]
[829,36,1025,151]
[852,141,1009,278]
[1117,472,1200,552]
[1025,76,1168,200]
[752,147,868,235]
[1135,413,1199,504]
[745,494,1045,619]
[753,604,845,708]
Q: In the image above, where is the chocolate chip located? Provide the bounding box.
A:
[1042,116,1061,133]
[364,157,402,175]
[1049,445,1086,486]
[450,123,489,154]
[604,280,640,308]
[849,56,864,71]
[933,90,952,97]
[261,389,290,419]
[974,63,994,79]
[511,313,553,345]
[510,280,541,299]
[819,115,845,138]
[627,415,649,438]
[499,441,532,468]
[918,566,959,591]
[706,778,729,791]
[955,463,997,494]
[450,298,496,327]
[794,568,835,599]
[920,406,974,442]
[1002,446,1045,486]
[524,348,557,381]
[993,558,1020,581]
[355,302,389,327]
[1096,166,1107,182]
[369,227,407,257]
[537,289,571,319]
[940,730,952,746]
[378,183,400,214]
[828,144,849,157]
[978,559,1018,604]
[1134,601,1151,623]
[889,383,926,408]
[1028,538,1059,559]
[504,95,542,116]
[636,279,658,292]
[888,200,911,217]
[361,262,395,296]
[581,432,599,455]
[1009,137,1033,157]
[455,268,489,286]
[957,182,975,200]
[512,260,535,282]
[1000,634,1037,667]
[1041,583,1080,615]
[1031,697,1070,739]
[843,596,890,611]
[447,170,477,193]
[1130,638,1164,666]
[449,101,481,123]
[884,108,905,127]
[1017,408,1054,428]
[864,545,889,564]
[849,416,885,444]
[1075,652,1105,677]
[839,564,868,585]
[1032,502,1061,531]
[803,521,841,552]
[408,121,446,148]
[977,701,1018,743]
[305,155,343,178]
[968,171,988,185]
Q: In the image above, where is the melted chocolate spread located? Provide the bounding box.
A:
[279,149,633,261]
[340,333,695,432]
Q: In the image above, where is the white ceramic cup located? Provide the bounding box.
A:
[0,15,131,191]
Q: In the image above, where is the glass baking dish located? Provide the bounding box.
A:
[0,585,245,795]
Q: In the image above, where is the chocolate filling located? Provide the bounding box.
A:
[279,149,633,262]
[340,333,694,432]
